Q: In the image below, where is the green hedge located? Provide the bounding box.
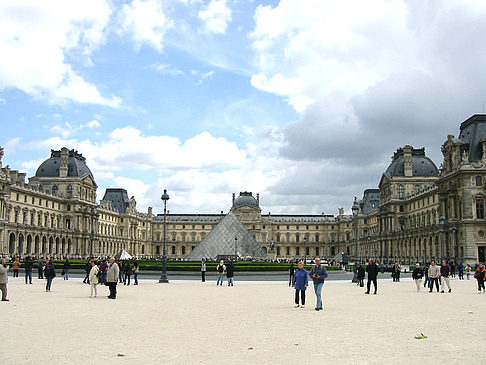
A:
[7,259,343,272]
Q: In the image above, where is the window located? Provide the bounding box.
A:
[66,185,72,198]
[306,225,309,230]
[315,234,319,242]
[476,199,484,219]
[171,246,176,255]
[276,234,280,242]
[67,205,71,211]
[305,247,310,255]
[181,246,186,255]
[296,233,300,243]
[399,205,404,212]
[286,247,290,255]
[315,247,319,256]
[276,246,281,256]
[296,247,300,255]
[398,185,405,199]
[476,176,483,186]
[414,184,421,193]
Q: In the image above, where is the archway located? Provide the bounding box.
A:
[18,233,24,255]
[9,233,16,255]
[26,235,32,254]
[49,237,54,256]
[42,236,47,256]
[34,235,40,256]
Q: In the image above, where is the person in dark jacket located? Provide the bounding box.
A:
[457,262,464,280]
[440,260,452,293]
[63,258,71,280]
[365,258,378,294]
[226,261,234,286]
[309,257,328,311]
[24,256,33,284]
[357,263,365,288]
[44,259,56,292]
[124,261,132,285]
[292,261,308,308]
[412,263,424,291]
[474,263,486,293]
[83,260,90,284]
[289,262,295,287]
[37,258,44,279]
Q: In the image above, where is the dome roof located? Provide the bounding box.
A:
[233,192,259,208]
[35,149,94,179]
[385,147,438,177]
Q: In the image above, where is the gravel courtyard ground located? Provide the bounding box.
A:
[0,277,483,364]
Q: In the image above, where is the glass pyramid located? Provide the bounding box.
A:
[187,211,267,260]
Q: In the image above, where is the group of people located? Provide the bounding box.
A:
[291,258,329,310]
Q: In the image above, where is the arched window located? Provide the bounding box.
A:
[276,233,280,242]
[66,185,72,198]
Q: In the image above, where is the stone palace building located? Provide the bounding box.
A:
[1,114,486,264]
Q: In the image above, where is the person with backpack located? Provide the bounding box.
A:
[88,260,100,298]
[44,259,56,292]
[216,260,225,286]
[226,261,234,286]
[474,263,486,294]
[24,256,33,284]
[99,259,108,284]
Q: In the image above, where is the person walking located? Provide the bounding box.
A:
[63,258,71,280]
[88,261,100,298]
[309,257,328,311]
[37,258,44,279]
[440,260,452,293]
[201,259,206,282]
[423,263,430,289]
[356,263,365,288]
[99,259,108,284]
[292,261,308,308]
[106,257,120,299]
[216,260,225,286]
[24,256,33,284]
[12,258,20,278]
[412,263,424,292]
[365,259,378,294]
[123,261,132,285]
[44,259,56,292]
[82,260,90,284]
[289,262,295,287]
[466,264,472,280]
[133,261,139,285]
[392,263,398,282]
[450,261,456,278]
[226,261,234,286]
[457,262,464,280]
[428,260,440,292]
[0,258,10,301]
[474,263,486,294]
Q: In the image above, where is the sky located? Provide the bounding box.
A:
[1,0,486,216]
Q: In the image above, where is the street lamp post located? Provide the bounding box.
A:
[452,226,457,265]
[234,236,238,259]
[423,232,427,265]
[351,197,359,283]
[439,216,446,261]
[159,189,170,283]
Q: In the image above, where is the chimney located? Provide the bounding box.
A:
[232,193,235,206]
[403,145,413,177]
[59,147,69,177]
[256,193,260,205]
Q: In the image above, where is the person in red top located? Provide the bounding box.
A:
[474,263,486,294]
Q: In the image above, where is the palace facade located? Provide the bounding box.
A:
[1,114,486,264]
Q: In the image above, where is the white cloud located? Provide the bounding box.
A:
[199,0,232,34]
[0,0,121,107]
[0,97,5,104]
[152,63,185,76]
[49,119,101,138]
[119,0,173,52]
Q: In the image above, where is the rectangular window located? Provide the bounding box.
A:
[476,199,484,219]
[286,247,290,255]
[296,247,300,256]
[305,247,310,255]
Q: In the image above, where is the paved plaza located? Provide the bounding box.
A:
[1,277,484,364]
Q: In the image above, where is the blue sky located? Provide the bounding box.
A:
[1,0,486,215]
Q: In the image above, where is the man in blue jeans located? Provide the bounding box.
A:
[309,257,328,311]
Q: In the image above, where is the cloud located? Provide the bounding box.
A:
[198,0,232,34]
[0,97,5,104]
[118,0,173,52]
[0,0,121,107]
[152,63,185,76]
[49,119,101,138]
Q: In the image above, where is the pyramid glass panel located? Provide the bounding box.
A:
[187,212,266,260]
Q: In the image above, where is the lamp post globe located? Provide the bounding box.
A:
[159,189,170,283]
